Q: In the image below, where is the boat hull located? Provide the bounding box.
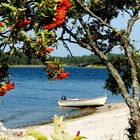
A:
[58,96,107,107]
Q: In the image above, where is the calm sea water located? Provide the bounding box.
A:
[0,66,123,128]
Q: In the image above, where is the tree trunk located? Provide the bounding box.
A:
[127,98,140,140]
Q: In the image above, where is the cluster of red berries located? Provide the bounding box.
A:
[56,71,70,80]
[0,80,15,96]
[17,19,31,27]
[44,0,71,29]
[37,47,69,80]
[47,63,70,80]
[37,47,54,56]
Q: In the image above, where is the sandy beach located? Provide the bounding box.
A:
[10,102,130,140]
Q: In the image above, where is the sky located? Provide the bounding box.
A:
[51,12,140,57]
[51,41,92,57]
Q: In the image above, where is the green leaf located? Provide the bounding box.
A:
[27,129,48,140]
[74,136,87,140]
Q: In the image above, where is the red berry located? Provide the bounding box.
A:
[0,22,2,27]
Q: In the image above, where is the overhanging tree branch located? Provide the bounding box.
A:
[76,0,139,100]
[77,0,118,33]
[78,15,131,103]
[122,10,139,99]
[61,40,78,65]
[64,16,131,104]
[63,25,92,51]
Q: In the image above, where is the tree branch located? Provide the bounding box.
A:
[122,10,139,99]
[59,38,79,44]
[77,0,140,100]
[64,20,131,103]
[77,0,118,33]
[63,25,92,51]
[61,40,78,65]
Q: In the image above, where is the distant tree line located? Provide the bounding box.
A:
[0,52,42,66]
[6,53,126,66]
[8,53,42,65]
[59,53,126,67]
[58,54,102,66]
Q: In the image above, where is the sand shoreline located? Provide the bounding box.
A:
[11,102,130,140]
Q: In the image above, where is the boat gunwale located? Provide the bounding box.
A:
[60,96,107,102]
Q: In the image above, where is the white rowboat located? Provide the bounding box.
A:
[58,96,107,107]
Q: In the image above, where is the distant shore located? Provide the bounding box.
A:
[9,64,106,68]
[84,64,106,68]
[9,65,45,68]
[12,102,129,140]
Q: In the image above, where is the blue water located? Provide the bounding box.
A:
[0,66,123,128]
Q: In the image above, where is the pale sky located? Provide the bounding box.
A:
[51,41,92,57]
[52,12,140,57]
